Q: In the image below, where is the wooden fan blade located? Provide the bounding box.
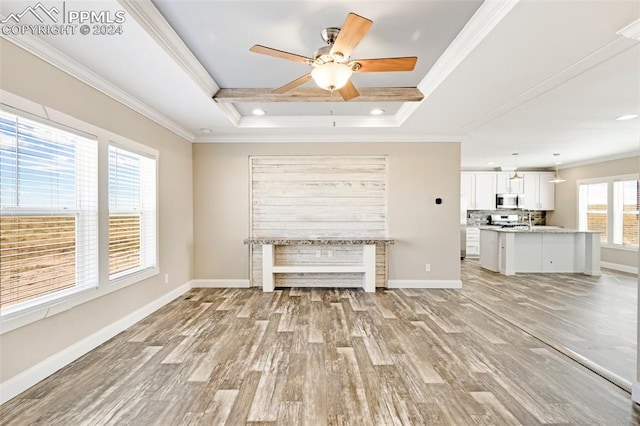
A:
[250,45,312,64]
[330,13,373,59]
[337,80,360,101]
[353,57,418,72]
[272,74,313,94]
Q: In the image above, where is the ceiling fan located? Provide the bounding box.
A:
[249,12,418,101]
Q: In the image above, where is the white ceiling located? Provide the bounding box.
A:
[0,0,639,169]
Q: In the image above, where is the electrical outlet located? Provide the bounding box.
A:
[316,250,321,258]
[327,250,333,258]
[164,274,169,284]
[424,264,431,272]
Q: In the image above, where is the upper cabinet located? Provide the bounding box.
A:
[461,172,496,210]
[522,172,555,210]
[462,171,555,211]
[496,172,524,194]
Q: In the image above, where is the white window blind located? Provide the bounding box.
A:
[579,182,608,243]
[0,110,98,311]
[108,145,156,279]
[613,180,639,246]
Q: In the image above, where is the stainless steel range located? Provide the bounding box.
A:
[490,214,522,227]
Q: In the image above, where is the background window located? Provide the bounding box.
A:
[108,145,157,279]
[613,180,639,246]
[0,110,98,310]
[579,182,608,243]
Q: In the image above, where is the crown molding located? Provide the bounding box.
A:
[618,18,640,41]
[117,0,219,96]
[0,31,194,142]
[215,103,242,126]
[396,0,520,126]
[193,133,462,144]
[559,151,640,169]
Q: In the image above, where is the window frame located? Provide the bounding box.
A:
[0,107,99,317]
[577,174,640,251]
[0,97,159,335]
[108,142,158,284]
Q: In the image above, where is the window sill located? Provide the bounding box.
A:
[0,285,98,335]
[110,267,158,289]
[601,244,639,252]
[0,267,159,335]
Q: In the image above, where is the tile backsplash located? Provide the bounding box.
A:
[467,210,546,226]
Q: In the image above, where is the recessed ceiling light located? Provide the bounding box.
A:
[252,108,266,116]
[370,108,385,115]
[487,162,495,165]
[616,114,638,121]
[200,128,212,134]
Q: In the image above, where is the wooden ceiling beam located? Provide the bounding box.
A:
[213,87,424,103]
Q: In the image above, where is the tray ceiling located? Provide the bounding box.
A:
[0,0,638,168]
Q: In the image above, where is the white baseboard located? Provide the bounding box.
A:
[191,279,250,288]
[387,279,463,289]
[0,281,192,405]
[601,262,638,275]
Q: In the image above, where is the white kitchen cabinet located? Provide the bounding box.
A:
[461,172,496,210]
[475,174,496,209]
[496,172,524,194]
[461,172,474,208]
[537,172,555,210]
[522,172,555,210]
[479,229,499,271]
[466,227,480,257]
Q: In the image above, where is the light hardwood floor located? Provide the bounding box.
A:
[462,258,637,388]
[2,281,640,425]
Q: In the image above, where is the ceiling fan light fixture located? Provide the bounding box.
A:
[311,62,352,91]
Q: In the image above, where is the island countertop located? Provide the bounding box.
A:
[244,238,395,245]
[479,226,600,234]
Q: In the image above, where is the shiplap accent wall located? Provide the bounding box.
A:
[250,155,388,287]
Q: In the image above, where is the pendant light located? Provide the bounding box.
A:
[509,153,523,181]
[549,153,566,183]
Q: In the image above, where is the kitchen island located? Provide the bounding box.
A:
[479,227,600,276]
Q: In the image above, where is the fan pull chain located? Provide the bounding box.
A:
[330,90,336,127]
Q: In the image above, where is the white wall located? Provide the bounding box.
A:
[0,41,194,384]
[193,142,461,283]
[547,155,639,270]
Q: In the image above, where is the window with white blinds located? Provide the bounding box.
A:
[0,110,98,311]
[579,176,639,248]
[579,182,608,243]
[613,179,639,247]
[108,145,157,279]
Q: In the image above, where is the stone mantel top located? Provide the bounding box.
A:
[244,238,395,246]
